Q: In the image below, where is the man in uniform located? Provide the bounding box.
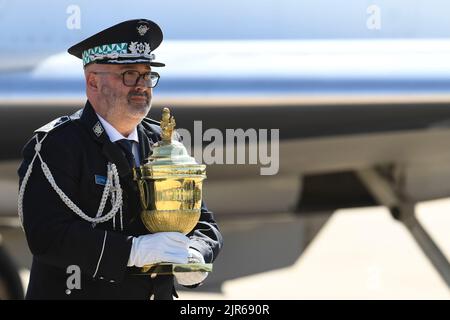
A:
[17,19,223,300]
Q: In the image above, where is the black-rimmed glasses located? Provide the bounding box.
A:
[93,70,160,88]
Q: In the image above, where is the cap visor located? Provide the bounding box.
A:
[150,61,165,67]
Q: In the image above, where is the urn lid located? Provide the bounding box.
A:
[149,140,198,165]
[147,108,199,166]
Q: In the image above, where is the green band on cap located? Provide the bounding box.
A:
[82,43,128,66]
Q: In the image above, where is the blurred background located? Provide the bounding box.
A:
[0,0,450,299]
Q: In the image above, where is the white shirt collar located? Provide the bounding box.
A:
[96,113,139,143]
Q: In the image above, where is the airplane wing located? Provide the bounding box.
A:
[2,39,450,215]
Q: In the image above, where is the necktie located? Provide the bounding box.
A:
[116,139,137,167]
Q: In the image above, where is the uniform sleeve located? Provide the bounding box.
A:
[18,133,132,283]
[187,201,223,264]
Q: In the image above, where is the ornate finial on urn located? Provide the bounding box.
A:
[160,107,176,143]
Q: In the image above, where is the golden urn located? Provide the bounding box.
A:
[133,108,206,235]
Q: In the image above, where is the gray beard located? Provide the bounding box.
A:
[101,87,151,119]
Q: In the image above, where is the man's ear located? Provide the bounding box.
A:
[86,72,99,91]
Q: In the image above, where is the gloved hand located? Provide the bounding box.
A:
[174,248,208,286]
[127,232,190,267]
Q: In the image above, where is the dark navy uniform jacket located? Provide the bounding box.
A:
[17,101,223,300]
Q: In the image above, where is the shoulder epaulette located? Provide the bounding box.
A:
[34,116,72,134]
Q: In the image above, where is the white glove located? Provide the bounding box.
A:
[174,248,208,286]
[127,232,189,267]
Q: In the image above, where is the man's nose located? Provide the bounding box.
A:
[135,75,150,88]
[134,79,151,92]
